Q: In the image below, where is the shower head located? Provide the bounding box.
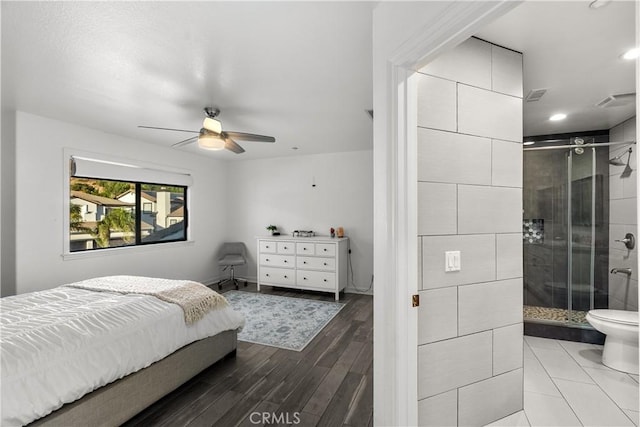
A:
[609,147,632,166]
[621,147,633,178]
[609,157,626,166]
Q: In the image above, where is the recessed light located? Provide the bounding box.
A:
[523,141,536,146]
[622,48,640,60]
[549,113,567,121]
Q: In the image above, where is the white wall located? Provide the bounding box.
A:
[609,116,638,310]
[14,112,229,294]
[8,112,373,295]
[224,150,373,294]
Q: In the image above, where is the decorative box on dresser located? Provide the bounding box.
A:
[256,236,349,301]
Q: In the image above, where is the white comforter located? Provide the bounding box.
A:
[0,285,245,426]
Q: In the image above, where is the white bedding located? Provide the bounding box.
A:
[0,284,245,426]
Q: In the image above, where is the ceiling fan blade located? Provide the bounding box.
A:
[224,138,245,154]
[171,136,198,148]
[138,126,199,133]
[222,131,275,143]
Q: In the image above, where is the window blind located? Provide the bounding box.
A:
[70,156,193,187]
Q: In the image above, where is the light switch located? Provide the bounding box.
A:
[445,251,461,272]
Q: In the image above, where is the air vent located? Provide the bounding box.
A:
[596,93,636,108]
[525,88,547,102]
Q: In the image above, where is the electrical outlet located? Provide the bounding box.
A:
[445,251,461,272]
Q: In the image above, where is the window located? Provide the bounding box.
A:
[69,156,190,252]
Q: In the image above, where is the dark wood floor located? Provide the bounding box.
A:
[123,284,373,427]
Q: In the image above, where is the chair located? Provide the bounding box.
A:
[217,242,247,290]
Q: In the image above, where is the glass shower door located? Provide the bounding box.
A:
[523,142,609,326]
[568,147,596,324]
[570,145,610,324]
[523,148,570,321]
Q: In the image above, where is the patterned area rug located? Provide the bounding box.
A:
[223,291,345,351]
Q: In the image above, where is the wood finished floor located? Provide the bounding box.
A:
[123,284,373,427]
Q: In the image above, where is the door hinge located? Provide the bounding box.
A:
[412,294,420,307]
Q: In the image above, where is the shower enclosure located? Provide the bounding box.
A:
[523,134,612,336]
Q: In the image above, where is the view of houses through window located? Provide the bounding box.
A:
[69,178,187,252]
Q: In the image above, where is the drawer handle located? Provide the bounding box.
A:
[323,262,327,266]
[323,279,327,282]
[284,246,288,249]
[303,247,307,250]
[284,275,288,279]
[284,260,288,263]
[303,261,307,264]
[265,258,270,262]
[266,274,270,277]
[266,245,270,248]
[303,277,307,280]
[323,249,327,252]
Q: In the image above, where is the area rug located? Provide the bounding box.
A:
[223,291,345,351]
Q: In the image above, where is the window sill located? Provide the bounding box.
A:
[62,240,195,261]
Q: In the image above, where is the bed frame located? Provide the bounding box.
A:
[30,330,237,427]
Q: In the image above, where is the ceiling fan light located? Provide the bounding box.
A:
[203,117,222,134]
[198,133,225,150]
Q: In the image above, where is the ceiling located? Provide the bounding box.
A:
[2,1,637,161]
[476,0,636,138]
[1,1,374,160]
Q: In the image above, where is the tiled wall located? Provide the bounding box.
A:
[609,117,637,311]
[416,37,524,426]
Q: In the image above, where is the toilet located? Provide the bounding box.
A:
[586,309,639,374]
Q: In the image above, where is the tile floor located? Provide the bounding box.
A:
[488,336,639,427]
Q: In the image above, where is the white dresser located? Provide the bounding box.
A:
[256,236,349,300]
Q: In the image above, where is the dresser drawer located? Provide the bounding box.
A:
[259,254,295,268]
[277,242,295,254]
[259,241,277,254]
[315,244,336,256]
[297,256,335,271]
[296,242,315,255]
[297,270,336,290]
[260,267,295,285]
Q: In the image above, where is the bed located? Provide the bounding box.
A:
[0,276,245,426]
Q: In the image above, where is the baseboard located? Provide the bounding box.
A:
[345,288,373,296]
[203,276,221,287]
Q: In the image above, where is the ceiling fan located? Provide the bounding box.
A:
[138,107,275,154]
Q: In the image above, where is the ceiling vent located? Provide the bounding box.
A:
[596,93,636,108]
[525,88,547,102]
